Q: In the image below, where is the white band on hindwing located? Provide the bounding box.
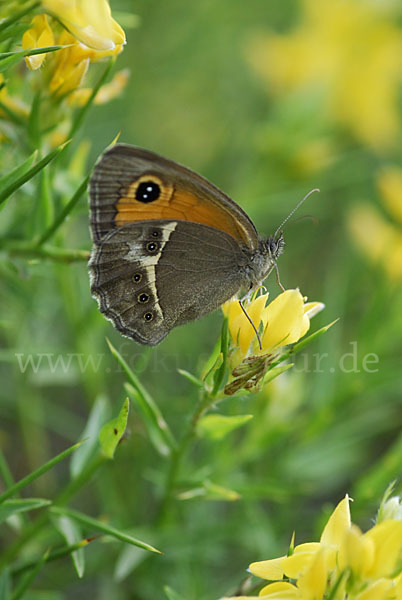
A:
[124,221,178,320]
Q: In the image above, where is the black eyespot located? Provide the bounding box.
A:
[144,312,153,321]
[133,273,142,283]
[146,241,159,253]
[136,181,161,203]
[152,230,159,237]
[138,292,149,303]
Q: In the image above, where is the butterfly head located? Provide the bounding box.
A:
[266,231,285,261]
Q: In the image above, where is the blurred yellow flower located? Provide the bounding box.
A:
[68,68,129,106]
[0,75,29,119]
[377,167,402,224]
[22,14,55,70]
[42,0,125,52]
[246,0,402,151]
[348,166,402,281]
[222,494,402,600]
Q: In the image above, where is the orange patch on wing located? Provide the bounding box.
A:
[116,178,250,244]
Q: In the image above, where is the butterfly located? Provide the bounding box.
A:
[88,144,286,346]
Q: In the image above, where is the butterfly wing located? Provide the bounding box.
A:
[89,144,259,248]
[89,219,250,345]
[88,144,261,344]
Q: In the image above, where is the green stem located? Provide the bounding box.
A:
[0,240,89,262]
[37,174,90,246]
[157,390,217,522]
[0,455,104,569]
[11,539,94,576]
[0,1,40,35]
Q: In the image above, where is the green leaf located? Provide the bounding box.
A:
[262,362,294,386]
[0,151,37,205]
[203,480,241,501]
[28,90,41,150]
[0,498,51,524]
[197,414,253,440]
[99,398,129,459]
[0,46,65,72]
[50,506,161,554]
[0,240,89,262]
[274,320,338,367]
[202,351,223,385]
[212,317,229,395]
[37,173,90,245]
[66,58,115,145]
[164,586,186,600]
[9,548,48,600]
[107,338,176,456]
[52,515,85,578]
[0,569,10,600]
[0,23,29,44]
[124,383,172,457]
[11,539,96,577]
[0,141,70,207]
[70,396,109,479]
[114,543,149,582]
[0,440,85,504]
[179,480,240,501]
[0,2,40,37]
[177,369,203,388]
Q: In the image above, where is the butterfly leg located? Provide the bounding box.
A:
[274,262,286,292]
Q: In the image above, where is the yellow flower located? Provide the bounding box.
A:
[348,166,402,281]
[223,290,324,359]
[222,290,324,394]
[249,496,351,583]
[42,0,125,52]
[68,68,130,106]
[246,0,402,151]
[377,167,402,225]
[0,75,29,119]
[225,494,402,600]
[49,32,90,96]
[22,14,55,70]
[260,291,323,354]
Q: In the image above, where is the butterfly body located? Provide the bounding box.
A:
[89,144,284,345]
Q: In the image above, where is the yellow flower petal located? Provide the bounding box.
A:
[393,572,402,598]
[303,302,325,320]
[249,556,285,580]
[43,0,125,51]
[338,524,375,577]
[297,549,327,600]
[281,545,320,580]
[50,53,89,95]
[221,597,273,600]
[354,578,394,600]
[259,582,300,598]
[320,496,351,548]
[223,293,269,357]
[260,290,308,351]
[22,14,55,70]
[364,519,402,579]
[68,68,130,106]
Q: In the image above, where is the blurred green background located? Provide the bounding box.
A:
[1,0,402,598]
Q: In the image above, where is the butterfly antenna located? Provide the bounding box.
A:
[274,188,320,238]
[239,300,262,351]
